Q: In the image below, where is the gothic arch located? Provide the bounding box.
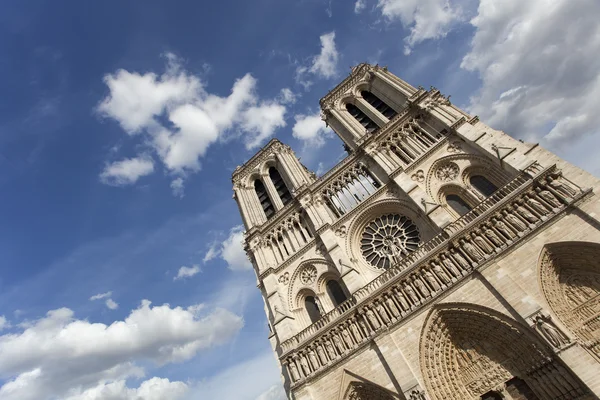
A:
[288,259,338,311]
[425,154,512,202]
[437,183,479,218]
[538,241,600,360]
[419,303,588,400]
[342,382,396,400]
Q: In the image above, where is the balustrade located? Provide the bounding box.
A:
[282,166,586,386]
[260,211,314,263]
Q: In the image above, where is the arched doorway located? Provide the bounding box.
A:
[419,303,589,400]
[343,382,395,400]
[539,242,600,360]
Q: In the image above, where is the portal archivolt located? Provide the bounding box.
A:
[539,241,600,360]
[420,303,589,400]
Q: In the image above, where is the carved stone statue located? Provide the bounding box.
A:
[515,202,538,223]
[366,307,381,330]
[461,238,483,261]
[308,349,320,370]
[423,269,441,291]
[393,287,411,310]
[299,354,311,376]
[502,210,527,231]
[409,389,427,400]
[325,340,337,359]
[432,261,451,284]
[342,328,354,348]
[288,359,300,381]
[527,195,548,215]
[316,343,328,365]
[332,332,346,353]
[472,232,493,254]
[450,249,469,271]
[440,254,461,277]
[350,321,363,343]
[358,316,371,336]
[404,284,421,305]
[375,301,391,324]
[412,276,430,297]
[537,187,562,208]
[384,294,401,317]
[535,316,570,348]
[547,175,578,199]
[490,219,511,241]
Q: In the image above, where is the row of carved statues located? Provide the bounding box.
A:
[284,173,580,384]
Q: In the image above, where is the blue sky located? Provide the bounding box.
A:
[0,0,598,399]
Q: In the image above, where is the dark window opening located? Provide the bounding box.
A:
[346,103,379,133]
[361,91,397,119]
[254,179,275,219]
[326,280,348,307]
[269,167,292,206]
[447,194,472,217]
[305,296,321,324]
[505,377,539,400]
[480,391,503,400]
[470,175,498,198]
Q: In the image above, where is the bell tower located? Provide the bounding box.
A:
[233,64,600,400]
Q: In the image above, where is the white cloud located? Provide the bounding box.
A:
[255,384,287,400]
[221,226,252,271]
[105,299,119,310]
[461,0,600,146]
[97,55,287,180]
[64,377,189,400]
[0,315,9,331]
[174,265,201,281]
[292,111,330,147]
[309,32,339,79]
[170,177,185,198]
[0,301,243,400]
[89,292,112,301]
[377,0,464,54]
[183,351,283,400]
[354,0,367,13]
[277,88,297,105]
[99,157,155,186]
[203,241,220,263]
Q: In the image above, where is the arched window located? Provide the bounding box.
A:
[470,175,498,198]
[480,391,503,400]
[326,280,348,306]
[361,90,397,119]
[446,194,472,217]
[346,103,379,133]
[304,296,321,324]
[254,179,275,219]
[269,167,292,206]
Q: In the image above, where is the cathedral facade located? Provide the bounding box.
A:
[231,64,600,400]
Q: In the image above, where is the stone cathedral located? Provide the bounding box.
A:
[231,64,600,400]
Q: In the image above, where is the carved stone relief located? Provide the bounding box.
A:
[300,265,318,285]
[435,162,459,182]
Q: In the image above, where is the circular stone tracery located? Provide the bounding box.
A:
[435,162,460,182]
[361,214,420,270]
[300,265,317,285]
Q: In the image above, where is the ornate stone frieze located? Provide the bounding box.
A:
[282,165,587,386]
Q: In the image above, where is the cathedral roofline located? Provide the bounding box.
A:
[231,138,286,183]
[319,63,378,108]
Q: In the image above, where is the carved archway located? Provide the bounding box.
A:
[419,303,589,400]
[343,382,396,400]
[539,241,600,360]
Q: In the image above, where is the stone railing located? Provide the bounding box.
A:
[282,165,587,386]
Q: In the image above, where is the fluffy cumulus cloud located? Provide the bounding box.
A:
[461,0,600,144]
[170,177,185,198]
[99,156,154,186]
[220,225,252,271]
[296,31,339,88]
[354,0,366,14]
[0,301,243,400]
[105,299,119,310]
[174,265,201,281]
[97,54,287,187]
[377,0,464,54]
[292,111,330,147]
[64,377,188,400]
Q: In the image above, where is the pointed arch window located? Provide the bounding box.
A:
[446,194,472,217]
[346,103,379,133]
[470,175,498,198]
[269,167,292,206]
[326,280,348,307]
[304,296,321,324]
[254,179,275,219]
[361,90,397,119]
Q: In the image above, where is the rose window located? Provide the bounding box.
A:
[300,265,317,285]
[435,162,459,182]
[361,214,420,269]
